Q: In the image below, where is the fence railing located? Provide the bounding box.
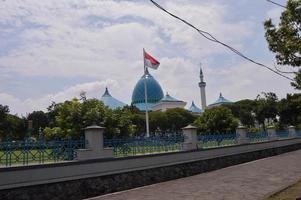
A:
[104,135,184,157]
[297,130,301,137]
[277,130,290,138]
[247,132,269,143]
[1,126,300,167]
[0,138,85,167]
[197,133,236,148]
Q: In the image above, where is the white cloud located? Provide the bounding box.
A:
[0,79,119,115]
[266,7,283,24]
[0,0,297,115]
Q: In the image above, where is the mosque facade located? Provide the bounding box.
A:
[100,65,233,113]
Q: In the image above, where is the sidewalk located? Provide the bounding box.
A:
[87,149,301,200]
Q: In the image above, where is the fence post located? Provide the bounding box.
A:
[288,126,297,138]
[236,125,249,145]
[182,125,198,150]
[267,126,277,141]
[75,125,113,160]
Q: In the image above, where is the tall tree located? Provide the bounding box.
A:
[254,92,279,128]
[225,99,256,127]
[27,111,49,137]
[264,0,301,89]
[278,93,301,126]
[193,106,239,134]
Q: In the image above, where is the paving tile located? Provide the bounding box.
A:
[87,150,301,200]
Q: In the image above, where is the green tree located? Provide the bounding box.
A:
[254,92,279,129]
[0,105,9,139]
[0,105,26,140]
[165,108,196,133]
[194,106,239,134]
[225,99,256,127]
[278,93,301,126]
[149,111,168,133]
[264,0,301,89]
[27,111,49,137]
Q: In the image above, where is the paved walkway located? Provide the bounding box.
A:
[87,149,301,200]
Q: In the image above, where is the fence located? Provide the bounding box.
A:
[0,125,300,167]
[297,129,301,137]
[104,135,184,157]
[0,138,84,167]
[198,133,236,148]
[247,132,269,143]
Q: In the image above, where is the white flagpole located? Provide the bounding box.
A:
[143,48,150,137]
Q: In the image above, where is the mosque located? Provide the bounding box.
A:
[100,65,232,113]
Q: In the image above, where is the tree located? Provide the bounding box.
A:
[278,93,301,126]
[264,0,301,88]
[225,99,256,127]
[254,92,279,129]
[149,111,168,133]
[193,106,239,134]
[165,108,196,133]
[27,111,49,137]
[0,105,26,140]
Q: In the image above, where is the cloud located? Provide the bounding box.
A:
[0,79,118,115]
[0,0,297,115]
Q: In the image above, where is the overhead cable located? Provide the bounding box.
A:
[149,0,294,81]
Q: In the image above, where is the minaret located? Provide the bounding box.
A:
[198,64,207,110]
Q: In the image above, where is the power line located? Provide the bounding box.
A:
[149,0,294,81]
[266,0,287,9]
[274,63,297,74]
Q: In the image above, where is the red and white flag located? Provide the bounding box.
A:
[144,50,160,70]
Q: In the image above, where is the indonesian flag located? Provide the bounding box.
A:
[144,50,160,70]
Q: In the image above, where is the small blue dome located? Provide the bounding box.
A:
[101,87,126,109]
[132,69,164,110]
[210,92,232,106]
[188,101,202,113]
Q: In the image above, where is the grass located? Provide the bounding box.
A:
[265,181,301,200]
[0,149,69,167]
[113,143,182,157]
[201,139,237,149]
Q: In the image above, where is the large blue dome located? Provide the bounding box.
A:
[132,69,164,110]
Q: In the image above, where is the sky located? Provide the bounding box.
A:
[0,0,297,115]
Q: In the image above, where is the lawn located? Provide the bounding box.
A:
[0,149,71,167]
[265,180,301,200]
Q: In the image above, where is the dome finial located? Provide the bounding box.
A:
[102,87,111,97]
[219,92,222,97]
[145,67,150,75]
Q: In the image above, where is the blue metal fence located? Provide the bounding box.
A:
[276,130,290,138]
[246,132,269,143]
[104,135,184,157]
[296,130,301,137]
[198,133,237,148]
[0,138,85,167]
[1,128,299,167]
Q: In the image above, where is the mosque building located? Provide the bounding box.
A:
[100,65,232,112]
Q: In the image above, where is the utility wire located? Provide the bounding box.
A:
[274,63,297,74]
[149,0,294,81]
[266,0,287,9]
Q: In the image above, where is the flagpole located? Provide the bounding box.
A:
[143,48,150,137]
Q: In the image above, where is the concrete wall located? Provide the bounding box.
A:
[1,138,301,200]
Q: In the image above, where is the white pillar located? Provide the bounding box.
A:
[199,83,207,111]
[236,126,249,145]
[267,126,277,141]
[199,66,207,110]
[182,125,198,150]
[75,125,113,160]
[288,126,297,138]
